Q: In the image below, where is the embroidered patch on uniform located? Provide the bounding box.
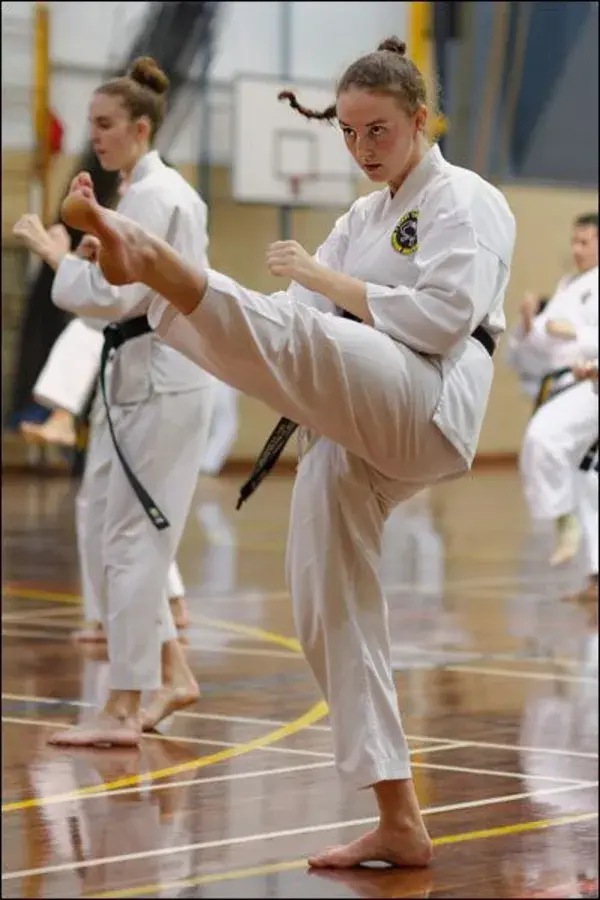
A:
[391,210,419,255]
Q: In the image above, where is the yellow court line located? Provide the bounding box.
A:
[2,586,300,651]
[2,586,82,605]
[86,811,599,899]
[1,583,327,814]
[1,706,328,815]
[192,613,301,652]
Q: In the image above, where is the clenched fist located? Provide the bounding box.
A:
[77,234,101,262]
[13,213,50,254]
[266,240,321,290]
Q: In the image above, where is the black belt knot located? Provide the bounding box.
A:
[99,315,170,531]
[235,315,495,510]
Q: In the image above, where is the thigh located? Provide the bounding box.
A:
[157,295,454,481]
[78,416,112,511]
[104,388,213,549]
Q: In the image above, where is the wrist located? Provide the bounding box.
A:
[41,243,66,272]
[305,261,330,294]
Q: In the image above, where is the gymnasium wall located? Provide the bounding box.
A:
[2,1,598,463]
[4,150,596,460]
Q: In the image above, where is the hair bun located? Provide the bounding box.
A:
[128,56,170,95]
[377,37,407,57]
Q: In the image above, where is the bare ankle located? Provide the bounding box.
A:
[105,689,141,720]
[372,778,425,829]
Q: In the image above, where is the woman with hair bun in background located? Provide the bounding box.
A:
[14,56,216,747]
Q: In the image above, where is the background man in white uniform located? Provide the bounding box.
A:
[511,213,598,566]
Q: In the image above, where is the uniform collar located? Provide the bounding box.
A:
[128,150,163,185]
[388,143,446,209]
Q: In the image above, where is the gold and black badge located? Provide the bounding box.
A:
[391,209,419,255]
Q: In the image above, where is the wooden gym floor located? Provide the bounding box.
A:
[1,467,598,899]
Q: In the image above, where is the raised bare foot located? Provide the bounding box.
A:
[140,683,200,732]
[61,190,156,286]
[169,595,190,630]
[47,712,141,748]
[307,824,433,870]
[550,514,581,567]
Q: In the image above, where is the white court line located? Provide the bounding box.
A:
[410,760,596,786]
[444,664,597,684]
[3,782,596,882]
[16,751,589,811]
[0,744,463,813]
[0,716,334,760]
[208,573,550,604]
[3,694,596,759]
[1,715,468,763]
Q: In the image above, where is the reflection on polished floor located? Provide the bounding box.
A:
[1,469,598,899]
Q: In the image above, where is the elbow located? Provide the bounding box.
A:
[436,320,472,356]
[429,297,474,356]
[50,286,69,312]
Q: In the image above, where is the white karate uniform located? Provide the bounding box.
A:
[32,299,187,624]
[33,317,104,415]
[147,144,515,788]
[52,150,214,691]
[578,358,599,577]
[199,380,239,475]
[517,269,598,529]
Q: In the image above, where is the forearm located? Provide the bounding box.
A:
[34,237,68,273]
[546,320,576,340]
[307,265,373,324]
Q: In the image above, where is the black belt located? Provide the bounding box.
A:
[580,439,599,473]
[532,366,575,414]
[236,318,495,510]
[100,316,170,531]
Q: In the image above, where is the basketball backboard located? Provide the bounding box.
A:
[232,74,359,208]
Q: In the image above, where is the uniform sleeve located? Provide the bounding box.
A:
[365,215,509,356]
[574,284,599,358]
[51,188,173,322]
[504,322,531,374]
[575,325,599,358]
[287,211,352,314]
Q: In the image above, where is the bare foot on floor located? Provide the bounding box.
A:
[47,712,141,748]
[308,865,435,898]
[140,683,200,732]
[307,824,433,870]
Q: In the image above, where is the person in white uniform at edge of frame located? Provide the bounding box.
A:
[53,36,516,870]
[22,174,191,635]
[506,213,598,568]
[13,56,216,748]
[572,355,599,599]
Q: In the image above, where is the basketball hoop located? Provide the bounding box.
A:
[289,174,303,203]
[287,173,317,205]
